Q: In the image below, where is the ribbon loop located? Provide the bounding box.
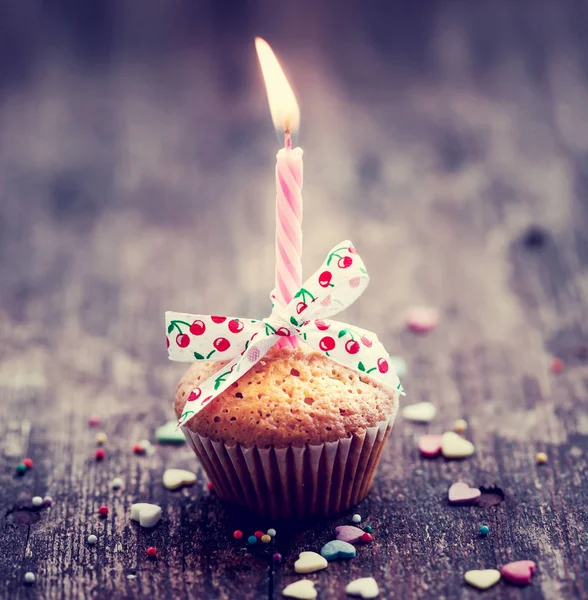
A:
[166,241,403,427]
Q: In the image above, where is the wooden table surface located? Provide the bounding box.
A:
[1,1,587,598]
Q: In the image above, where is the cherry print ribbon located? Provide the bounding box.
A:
[166,241,405,427]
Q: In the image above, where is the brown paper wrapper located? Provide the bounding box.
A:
[182,413,396,519]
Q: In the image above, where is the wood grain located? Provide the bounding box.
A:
[0,1,587,598]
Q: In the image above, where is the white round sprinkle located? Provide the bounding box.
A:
[43,496,53,506]
[352,514,362,523]
[127,574,137,580]
[32,496,43,507]
[267,528,277,537]
[139,439,152,448]
[111,477,124,490]
[24,572,36,584]
[87,534,98,545]
[95,432,108,445]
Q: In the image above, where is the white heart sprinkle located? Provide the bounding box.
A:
[464,569,501,590]
[163,468,197,490]
[282,579,317,599]
[130,503,162,528]
[402,402,436,423]
[294,551,328,574]
[441,432,475,459]
[345,577,380,598]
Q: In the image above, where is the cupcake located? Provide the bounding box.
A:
[175,344,399,519]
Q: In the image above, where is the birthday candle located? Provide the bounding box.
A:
[256,38,303,348]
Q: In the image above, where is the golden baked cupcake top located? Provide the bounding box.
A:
[175,344,398,448]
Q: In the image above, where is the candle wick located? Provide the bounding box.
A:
[284,121,292,150]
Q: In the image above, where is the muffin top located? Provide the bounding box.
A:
[174,344,398,448]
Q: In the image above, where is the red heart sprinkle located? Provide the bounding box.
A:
[501,560,536,585]
[418,434,442,458]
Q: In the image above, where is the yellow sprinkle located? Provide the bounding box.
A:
[454,419,468,433]
[261,534,272,544]
[95,432,108,445]
[536,452,548,464]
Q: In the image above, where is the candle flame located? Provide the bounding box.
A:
[255,37,300,140]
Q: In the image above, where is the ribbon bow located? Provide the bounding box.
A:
[166,241,404,426]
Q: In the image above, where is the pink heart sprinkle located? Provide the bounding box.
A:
[335,525,365,544]
[405,306,440,333]
[448,482,481,504]
[501,560,536,585]
[418,435,442,458]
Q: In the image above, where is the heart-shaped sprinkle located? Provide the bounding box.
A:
[294,551,328,574]
[464,569,501,590]
[441,432,475,459]
[130,503,162,528]
[320,540,356,561]
[282,580,317,599]
[402,402,436,423]
[335,525,365,544]
[501,560,536,585]
[345,577,380,598]
[405,306,440,333]
[163,468,197,490]
[155,421,186,444]
[418,435,442,457]
[448,482,481,504]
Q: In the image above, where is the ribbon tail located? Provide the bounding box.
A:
[177,332,280,427]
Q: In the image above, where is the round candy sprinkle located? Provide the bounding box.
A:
[87,534,98,545]
[261,534,272,544]
[267,528,277,537]
[95,432,107,445]
[16,463,27,475]
[479,525,490,536]
[111,477,124,490]
[43,496,53,507]
[23,458,33,469]
[24,572,36,584]
[133,443,145,455]
[233,530,243,540]
[247,535,257,545]
[454,419,468,433]
[88,416,101,427]
[98,505,109,517]
[273,552,282,562]
[351,514,361,523]
[536,452,548,464]
[254,530,264,538]
[95,448,105,461]
[363,525,373,533]
[32,496,43,508]
[550,358,564,374]
[146,546,157,558]
[361,532,373,542]
[207,482,214,492]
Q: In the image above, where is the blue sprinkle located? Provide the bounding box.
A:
[479,525,490,536]
[247,535,257,545]
[320,540,356,561]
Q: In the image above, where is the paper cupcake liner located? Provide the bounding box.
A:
[182,411,396,519]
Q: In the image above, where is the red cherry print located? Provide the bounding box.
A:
[348,245,357,254]
[188,388,202,402]
[349,277,360,288]
[211,316,227,324]
[319,336,336,351]
[361,335,373,348]
[318,271,332,287]
[296,302,307,314]
[166,336,170,348]
[345,340,360,354]
[190,320,206,335]
[213,337,231,352]
[377,358,389,373]
[228,319,244,333]
[276,327,291,336]
[338,256,353,269]
[315,320,330,331]
[176,333,190,348]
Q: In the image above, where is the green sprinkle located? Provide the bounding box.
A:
[479,525,490,536]
[363,525,373,533]
[16,464,27,475]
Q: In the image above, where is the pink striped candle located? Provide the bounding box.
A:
[256,38,303,348]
